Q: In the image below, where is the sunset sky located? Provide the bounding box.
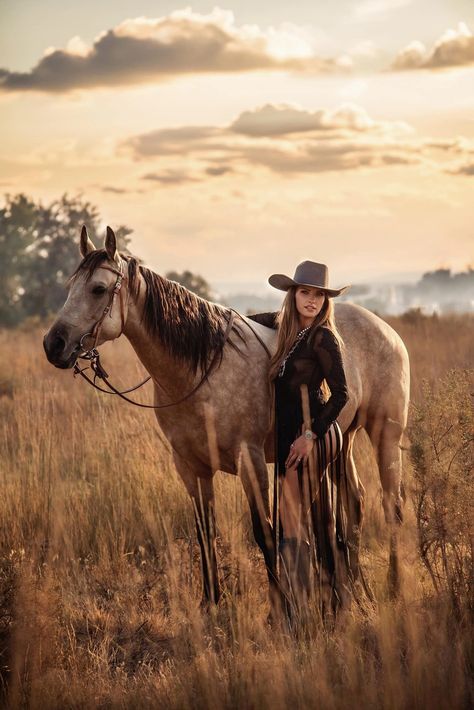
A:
[1,0,473,291]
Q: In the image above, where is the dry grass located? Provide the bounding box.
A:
[0,313,473,709]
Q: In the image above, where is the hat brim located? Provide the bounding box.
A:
[268,274,350,297]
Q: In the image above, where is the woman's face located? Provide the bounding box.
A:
[295,286,326,325]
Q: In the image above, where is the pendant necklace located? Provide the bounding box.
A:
[278,326,311,378]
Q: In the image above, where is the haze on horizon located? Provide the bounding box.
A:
[1,0,473,287]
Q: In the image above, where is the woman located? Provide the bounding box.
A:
[248,260,350,616]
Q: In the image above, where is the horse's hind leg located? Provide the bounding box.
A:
[173,453,220,605]
[238,443,281,618]
[341,427,365,580]
[368,416,404,595]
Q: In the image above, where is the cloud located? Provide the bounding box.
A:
[392,22,474,70]
[230,103,379,137]
[233,141,418,174]
[0,8,348,93]
[205,165,233,176]
[124,103,474,181]
[425,137,474,155]
[127,126,224,158]
[448,163,474,176]
[141,165,233,185]
[141,169,201,185]
[101,186,130,194]
[123,102,421,177]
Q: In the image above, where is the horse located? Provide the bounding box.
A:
[43,226,410,611]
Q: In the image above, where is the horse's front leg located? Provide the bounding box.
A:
[238,444,282,620]
[193,476,220,605]
[173,453,220,605]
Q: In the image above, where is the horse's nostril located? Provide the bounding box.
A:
[44,329,67,358]
[53,334,66,354]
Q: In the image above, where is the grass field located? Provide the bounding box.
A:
[0,312,472,709]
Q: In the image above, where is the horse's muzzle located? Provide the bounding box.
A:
[43,327,80,369]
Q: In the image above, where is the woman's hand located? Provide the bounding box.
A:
[285,434,313,469]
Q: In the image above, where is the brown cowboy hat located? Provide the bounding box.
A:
[268,260,350,297]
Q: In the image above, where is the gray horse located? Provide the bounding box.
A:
[43,227,410,610]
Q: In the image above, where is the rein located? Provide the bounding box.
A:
[74,310,236,409]
[72,263,271,409]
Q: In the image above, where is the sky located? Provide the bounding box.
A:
[1,0,473,291]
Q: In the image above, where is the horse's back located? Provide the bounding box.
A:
[335,302,410,427]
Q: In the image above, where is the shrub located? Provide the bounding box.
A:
[409,369,474,619]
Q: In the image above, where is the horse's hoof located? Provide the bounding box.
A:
[199,594,220,612]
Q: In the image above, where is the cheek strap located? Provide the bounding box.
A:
[88,263,127,349]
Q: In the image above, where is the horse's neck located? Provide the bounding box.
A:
[123,287,194,395]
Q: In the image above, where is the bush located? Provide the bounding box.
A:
[409,369,474,619]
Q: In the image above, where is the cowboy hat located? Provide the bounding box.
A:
[268,261,350,297]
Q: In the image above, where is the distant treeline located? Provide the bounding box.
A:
[0,193,213,327]
[1,192,472,326]
[414,267,474,298]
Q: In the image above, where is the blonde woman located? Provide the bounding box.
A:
[248,260,350,614]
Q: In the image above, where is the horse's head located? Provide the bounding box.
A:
[43,226,128,368]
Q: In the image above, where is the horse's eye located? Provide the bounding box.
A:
[92,285,107,296]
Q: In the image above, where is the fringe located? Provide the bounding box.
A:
[274,420,352,614]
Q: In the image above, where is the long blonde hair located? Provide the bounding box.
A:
[268,287,344,398]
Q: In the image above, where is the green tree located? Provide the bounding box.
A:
[165,269,214,300]
[0,194,38,325]
[0,193,132,325]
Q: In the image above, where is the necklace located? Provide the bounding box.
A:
[277,326,311,378]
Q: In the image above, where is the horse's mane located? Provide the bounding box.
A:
[72,249,245,373]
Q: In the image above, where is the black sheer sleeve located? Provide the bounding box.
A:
[246,312,278,329]
[311,327,349,437]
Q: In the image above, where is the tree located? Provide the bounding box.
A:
[165,269,214,300]
[0,194,38,325]
[0,193,133,325]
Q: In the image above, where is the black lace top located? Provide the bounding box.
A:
[247,311,349,468]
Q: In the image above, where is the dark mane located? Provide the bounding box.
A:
[73,250,245,373]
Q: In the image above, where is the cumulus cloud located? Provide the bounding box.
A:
[124,103,474,181]
[392,22,474,70]
[122,102,420,177]
[230,103,379,136]
[0,8,348,93]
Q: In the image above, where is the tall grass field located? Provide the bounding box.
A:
[0,312,472,709]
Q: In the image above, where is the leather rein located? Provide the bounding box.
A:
[73,261,271,410]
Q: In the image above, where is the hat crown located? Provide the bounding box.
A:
[293,261,328,289]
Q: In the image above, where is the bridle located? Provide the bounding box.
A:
[78,261,127,353]
[73,259,271,409]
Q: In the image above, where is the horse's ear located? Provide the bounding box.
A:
[80,225,95,257]
[105,226,121,266]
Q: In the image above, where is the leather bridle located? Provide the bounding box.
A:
[78,262,128,354]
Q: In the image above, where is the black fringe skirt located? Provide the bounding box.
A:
[273,420,352,611]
